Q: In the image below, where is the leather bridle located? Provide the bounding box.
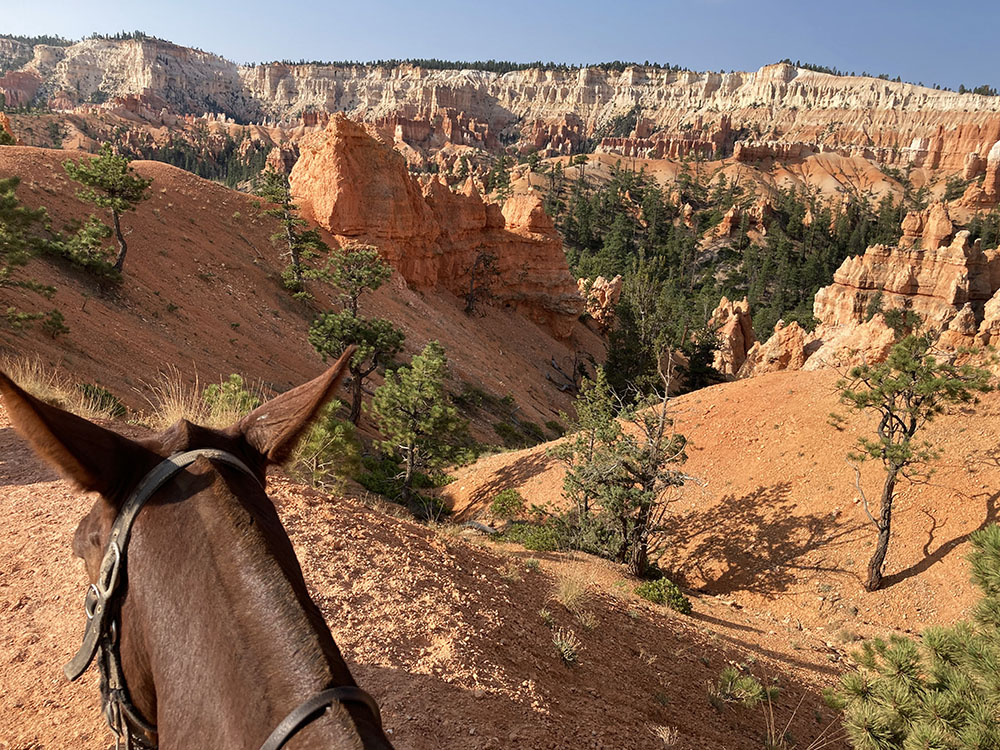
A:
[65,448,382,750]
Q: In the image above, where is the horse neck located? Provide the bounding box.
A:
[119,465,373,749]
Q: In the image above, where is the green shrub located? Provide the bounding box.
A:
[503,521,564,551]
[634,578,692,615]
[201,374,261,423]
[78,383,126,418]
[41,309,69,338]
[545,420,565,436]
[710,667,779,709]
[288,400,360,489]
[490,488,525,518]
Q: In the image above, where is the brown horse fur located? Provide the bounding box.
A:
[0,349,395,749]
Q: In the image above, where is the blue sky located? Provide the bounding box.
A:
[4,0,999,89]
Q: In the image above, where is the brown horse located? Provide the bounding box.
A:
[0,351,395,750]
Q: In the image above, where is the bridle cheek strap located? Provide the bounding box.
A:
[65,449,261,748]
[260,687,384,750]
[64,448,384,750]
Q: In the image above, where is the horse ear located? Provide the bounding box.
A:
[237,346,355,465]
[0,370,151,497]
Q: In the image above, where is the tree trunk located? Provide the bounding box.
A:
[112,209,127,271]
[865,467,898,591]
[401,445,415,508]
[284,216,302,286]
[349,368,363,425]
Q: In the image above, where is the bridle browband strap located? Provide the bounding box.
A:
[64,448,382,750]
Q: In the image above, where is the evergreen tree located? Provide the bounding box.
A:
[254,169,325,290]
[549,364,690,577]
[63,145,152,272]
[308,244,405,424]
[836,524,1000,749]
[0,176,55,324]
[370,341,469,514]
[837,333,992,591]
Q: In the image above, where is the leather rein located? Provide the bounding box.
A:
[65,448,382,750]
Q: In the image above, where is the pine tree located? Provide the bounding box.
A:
[63,144,152,272]
[837,333,992,591]
[308,244,405,424]
[370,341,469,514]
[549,364,691,577]
[837,524,1000,749]
[254,169,325,290]
[0,176,55,325]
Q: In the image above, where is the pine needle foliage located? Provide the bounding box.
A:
[836,524,1000,750]
[370,341,470,516]
[63,144,152,272]
[308,244,405,424]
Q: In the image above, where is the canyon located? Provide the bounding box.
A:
[3,36,1000,179]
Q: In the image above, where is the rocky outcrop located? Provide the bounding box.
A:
[579,275,622,332]
[900,203,954,249]
[740,213,1000,377]
[0,112,15,143]
[813,230,999,329]
[739,321,808,377]
[290,114,583,337]
[710,296,756,377]
[961,140,1000,208]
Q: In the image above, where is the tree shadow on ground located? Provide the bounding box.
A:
[451,450,556,517]
[882,489,1000,588]
[660,482,861,597]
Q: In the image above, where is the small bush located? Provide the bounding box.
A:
[202,374,262,426]
[709,667,779,709]
[635,578,692,615]
[78,383,126,419]
[503,521,564,551]
[545,420,565,436]
[552,627,581,665]
[553,573,588,612]
[41,309,69,338]
[490,488,525,518]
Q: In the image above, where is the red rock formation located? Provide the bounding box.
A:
[814,230,998,329]
[801,315,897,371]
[682,203,694,229]
[0,112,16,144]
[598,115,732,160]
[710,296,756,377]
[738,321,807,377]
[525,114,585,156]
[961,140,1000,208]
[265,145,298,174]
[290,114,583,337]
[578,275,622,332]
[0,70,42,108]
[900,203,954,250]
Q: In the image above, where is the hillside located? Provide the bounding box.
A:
[0,145,601,433]
[445,369,1000,635]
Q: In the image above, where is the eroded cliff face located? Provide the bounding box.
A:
[289,114,583,337]
[6,36,1000,175]
[735,226,1000,377]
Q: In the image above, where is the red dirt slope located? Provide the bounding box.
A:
[0,146,601,433]
[0,405,847,750]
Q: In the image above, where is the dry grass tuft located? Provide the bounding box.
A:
[552,571,588,613]
[0,354,126,421]
[649,725,680,746]
[552,627,581,665]
[143,365,209,430]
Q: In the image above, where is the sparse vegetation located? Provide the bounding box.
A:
[490,488,525,518]
[836,330,992,590]
[634,578,692,614]
[552,627,581,665]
